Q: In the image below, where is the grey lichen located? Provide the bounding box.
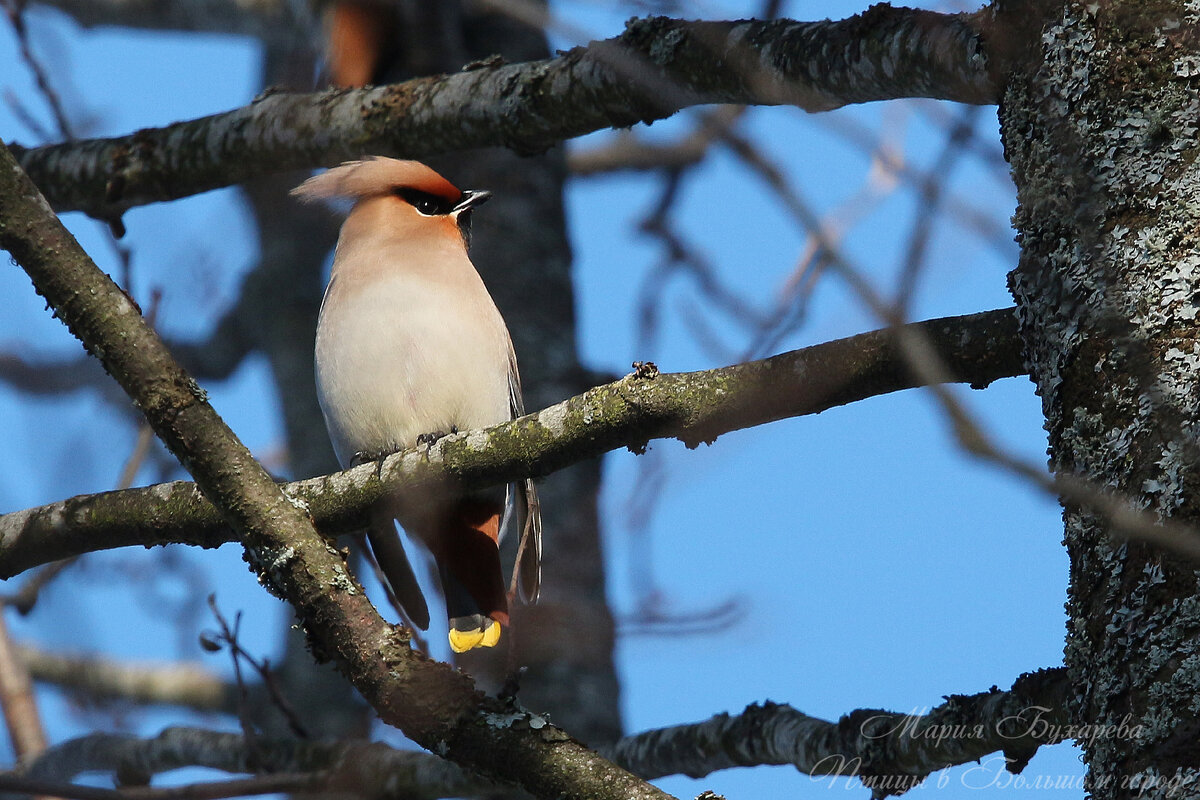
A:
[244,544,296,599]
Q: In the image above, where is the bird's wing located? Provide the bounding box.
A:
[507,342,542,604]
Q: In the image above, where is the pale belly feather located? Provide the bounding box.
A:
[315,274,511,467]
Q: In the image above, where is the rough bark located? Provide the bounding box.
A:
[999,1,1200,796]
[15,668,1070,799]
[0,309,1026,577]
[11,11,996,218]
[0,141,672,800]
[607,669,1071,797]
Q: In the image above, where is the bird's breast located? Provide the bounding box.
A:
[315,271,511,466]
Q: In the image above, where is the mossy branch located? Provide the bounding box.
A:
[0,308,1024,577]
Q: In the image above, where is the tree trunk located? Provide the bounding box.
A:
[1000,2,1200,795]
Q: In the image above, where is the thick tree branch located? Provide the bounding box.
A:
[606,669,1071,799]
[0,308,1024,576]
[0,142,670,800]
[13,11,996,217]
[14,668,1071,800]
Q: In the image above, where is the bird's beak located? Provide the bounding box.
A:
[454,189,492,213]
[453,190,491,250]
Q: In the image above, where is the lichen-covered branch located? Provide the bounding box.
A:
[0,308,1024,577]
[15,668,1071,800]
[14,11,996,217]
[605,669,1071,799]
[0,141,672,800]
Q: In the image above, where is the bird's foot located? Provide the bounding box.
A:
[352,449,388,466]
[416,426,458,447]
[352,447,404,480]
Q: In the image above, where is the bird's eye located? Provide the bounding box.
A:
[395,188,450,216]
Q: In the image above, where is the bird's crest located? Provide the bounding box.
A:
[291,157,461,204]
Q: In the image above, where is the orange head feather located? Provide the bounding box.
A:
[291,157,462,205]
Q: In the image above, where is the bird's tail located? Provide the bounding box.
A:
[430,498,509,653]
[367,508,431,631]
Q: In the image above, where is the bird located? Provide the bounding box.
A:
[292,157,541,653]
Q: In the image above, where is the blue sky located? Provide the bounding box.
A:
[0,2,1087,797]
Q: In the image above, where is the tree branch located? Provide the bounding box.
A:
[17,726,497,799]
[0,141,671,800]
[605,669,1071,799]
[0,613,46,761]
[13,11,996,217]
[0,307,1025,577]
[16,646,235,713]
[0,773,323,800]
[0,349,130,404]
[14,668,1071,800]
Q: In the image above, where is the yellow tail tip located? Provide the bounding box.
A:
[448,619,502,653]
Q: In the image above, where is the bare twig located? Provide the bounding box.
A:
[115,425,156,492]
[1,559,76,615]
[570,106,747,177]
[17,726,492,798]
[3,88,55,143]
[2,0,74,139]
[811,108,1014,258]
[203,597,308,739]
[892,106,982,316]
[705,105,1200,562]
[0,611,46,761]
